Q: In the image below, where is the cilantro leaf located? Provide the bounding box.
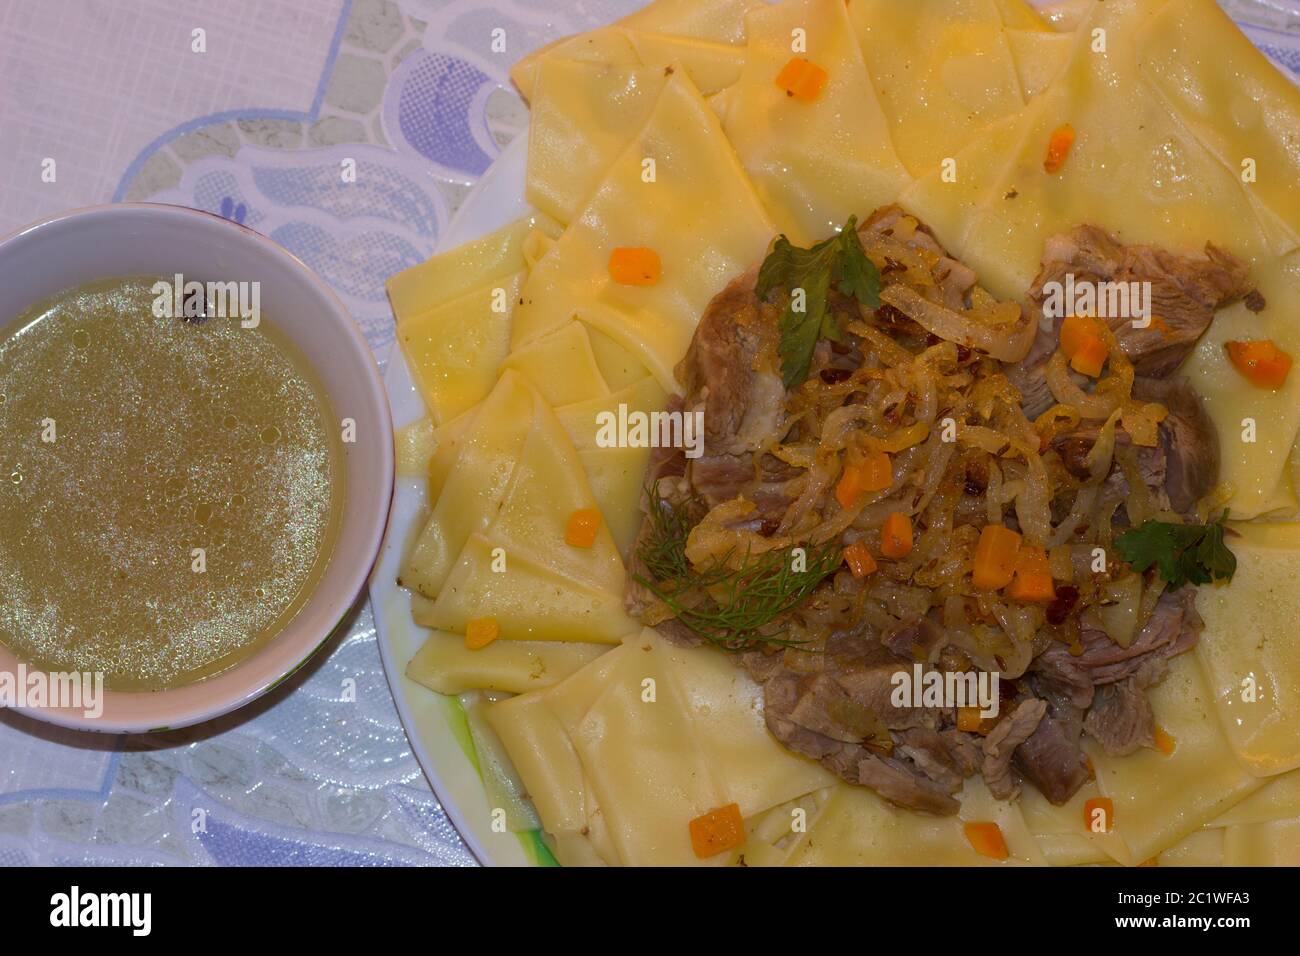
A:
[1114,510,1237,589]
[756,216,882,388]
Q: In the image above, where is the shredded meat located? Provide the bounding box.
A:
[1014,706,1093,805]
[1084,679,1155,757]
[1014,224,1254,417]
[882,616,947,662]
[856,753,961,815]
[675,267,786,505]
[1077,588,1202,686]
[1132,376,1220,515]
[627,207,1233,814]
[1052,421,1171,513]
[982,698,1047,800]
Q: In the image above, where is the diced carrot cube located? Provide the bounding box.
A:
[608,247,661,286]
[1153,725,1176,756]
[465,617,500,650]
[689,803,745,858]
[1007,546,1055,603]
[972,524,1022,590]
[843,540,878,579]
[564,508,602,549]
[1084,797,1114,834]
[964,822,1009,860]
[880,512,913,558]
[1070,334,1109,377]
[1044,123,1076,174]
[1059,315,1104,358]
[835,470,860,510]
[835,451,892,509]
[1225,339,1292,389]
[775,57,828,102]
[957,707,983,733]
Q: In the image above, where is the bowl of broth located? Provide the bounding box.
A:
[0,203,393,732]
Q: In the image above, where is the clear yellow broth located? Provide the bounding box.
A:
[0,277,343,691]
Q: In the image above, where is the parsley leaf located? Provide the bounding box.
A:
[756,216,882,387]
[1114,510,1237,589]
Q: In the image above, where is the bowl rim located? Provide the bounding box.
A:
[0,201,396,734]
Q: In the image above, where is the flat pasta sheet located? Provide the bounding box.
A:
[383,0,1300,867]
[721,0,910,245]
[512,70,776,390]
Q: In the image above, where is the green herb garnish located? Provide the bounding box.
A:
[637,482,698,583]
[755,215,882,388]
[1114,510,1237,588]
[634,485,842,649]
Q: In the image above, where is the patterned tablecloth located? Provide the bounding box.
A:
[0,0,1297,866]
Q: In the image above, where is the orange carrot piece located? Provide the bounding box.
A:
[1070,334,1109,377]
[564,508,602,549]
[834,470,860,510]
[972,524,1022,590]
[1060,315,1110,376]
[1008,546,1055,603]
[1225,339,1292,389]
[880,512,913,558]
[607,247,662,286]
[1059,315,1104,358]
[465,617,500,650]
[1044,123,1076,174]
[1084,797,1114,834]
[835,451,892,509]
[775,57,828,102]
[957,707,984,733]
[1153,725,1177,756]
[964,822,1009,861]
[843,541,878,579]
[689,803,745,858]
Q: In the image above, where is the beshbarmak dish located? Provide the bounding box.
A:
[384,0,1300,866]
[0,204,393,733]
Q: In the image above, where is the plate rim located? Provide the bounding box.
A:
[370,133,548,868]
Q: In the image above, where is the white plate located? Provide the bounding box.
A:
[370,135,555,867]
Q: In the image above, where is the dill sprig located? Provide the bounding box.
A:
[634,484,842,650]
[638,484,697,582]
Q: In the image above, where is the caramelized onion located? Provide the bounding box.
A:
[878,284,1037,362]
[1045,350,1122,420]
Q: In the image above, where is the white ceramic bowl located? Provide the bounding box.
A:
[0,203,394,733]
